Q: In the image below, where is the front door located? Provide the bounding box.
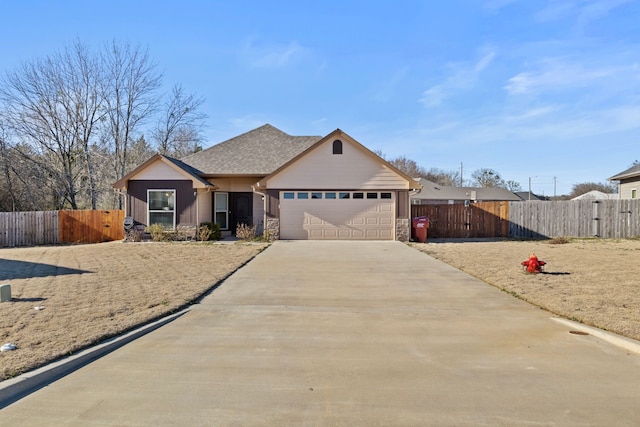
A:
[230,192,253,232]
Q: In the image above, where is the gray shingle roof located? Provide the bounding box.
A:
[180,124,322,175]
[609,163,640,181]
[163,156,213,187]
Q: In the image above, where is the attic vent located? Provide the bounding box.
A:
[332,139,343,155]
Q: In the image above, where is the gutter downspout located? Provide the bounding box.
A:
[113,189,127,217]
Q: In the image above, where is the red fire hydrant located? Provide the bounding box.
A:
[521,253,546,273]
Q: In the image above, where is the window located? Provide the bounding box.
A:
[283,192,295,199]
[339,192,350,199]
[311,192,322,199]
[332,139,343,155]
[297,192,309,199]
[353,192,364,199]
[148,190,175,229]
[367,192,378,199]
[215,192,228,229]
[381,192,392,199]
[325,192,336,199]
[632,189,638,199]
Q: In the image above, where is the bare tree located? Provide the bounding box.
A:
[385,155,427,177]
[65,42,107,209]
[152,84,207,158]
[569,182,617,198]
[0,122,18,211]
[423,167,461,187]
[374,151,461,186]
[471,168,507,188]
[0,42,105,209]
[506,180,522,192]
[102,41,161,208]
[0,39,210,211]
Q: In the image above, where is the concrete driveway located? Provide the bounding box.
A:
[2,241,640,426]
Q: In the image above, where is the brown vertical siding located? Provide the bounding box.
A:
[127,180,196,226]
[266,189,280,218]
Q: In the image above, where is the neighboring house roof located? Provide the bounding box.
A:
[514,191,547,201]
[412,178,521,201]
[180,124,322,176]
[609,163,640,181]
[113,154,214,190]
[571,190,618,200]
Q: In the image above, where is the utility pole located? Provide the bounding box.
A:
[553,176,557,198]
[460,162,463,187]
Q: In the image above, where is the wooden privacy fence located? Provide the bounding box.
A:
[411,200,640,239]
[411,202,509,239]
[509,200,640,239]
[0,211,59,247]
[0,210,124,247]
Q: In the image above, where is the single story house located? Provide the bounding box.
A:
[609,163,640,199]
[411,178,522,205]
[113,124,421,240]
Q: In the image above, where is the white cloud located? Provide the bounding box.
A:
[534,0,633,30]
[504,59,623,95]
[241,39,310,69]
[504,106,559,122]
[420,49,497,108]
[475,51,496,72]
[420,85,446,108]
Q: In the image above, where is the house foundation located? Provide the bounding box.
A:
[396,218,410,242]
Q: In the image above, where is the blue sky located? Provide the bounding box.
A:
[2,0,639,195]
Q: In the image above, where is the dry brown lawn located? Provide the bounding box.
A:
[0,241,267,381]
[413,238,640,343]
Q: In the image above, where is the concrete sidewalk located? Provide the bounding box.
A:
[2,241,640,426]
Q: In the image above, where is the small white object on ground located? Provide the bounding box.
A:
[1,343,17,352]
[34,306,45,311]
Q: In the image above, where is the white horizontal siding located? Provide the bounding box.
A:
[619,182,638,199]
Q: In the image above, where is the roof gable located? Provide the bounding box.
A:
[180,124,322,176]
[112,154,213,190]
[258,129,420,190]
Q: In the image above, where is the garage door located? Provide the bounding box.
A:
[279,191,395,240]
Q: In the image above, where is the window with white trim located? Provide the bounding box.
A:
[148,190,175,229]
[215,192,229,229]
[632,188,637,199]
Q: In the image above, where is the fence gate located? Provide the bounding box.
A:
[59,210,124,244]
[411,202,509,239]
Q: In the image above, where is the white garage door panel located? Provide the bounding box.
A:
[280,192,395,240]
